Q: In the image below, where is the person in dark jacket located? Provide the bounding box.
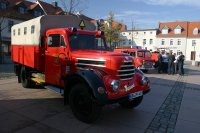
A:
[178,53,185,75]
[168,51,175,75]
[158,52,163,73]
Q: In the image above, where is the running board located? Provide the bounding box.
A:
[44,85,64,95]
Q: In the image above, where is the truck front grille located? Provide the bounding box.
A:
[76,58,106,69]
[117,62,135,80]
[143,62,153,68]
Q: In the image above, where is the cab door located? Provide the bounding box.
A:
[45,34,67,86]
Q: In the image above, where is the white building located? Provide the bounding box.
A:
[156,22,188,57]
[157,21,200,61]
[120,29,157,51]
[186,22,200,61]
[120,21,200,61]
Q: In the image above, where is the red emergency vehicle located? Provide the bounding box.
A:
[11,15,150,123]
[114,47,154,73]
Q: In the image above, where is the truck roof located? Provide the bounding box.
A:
[11,15,96,46]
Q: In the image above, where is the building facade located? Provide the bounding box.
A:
[120,21,200,61]
[120,29,157,51]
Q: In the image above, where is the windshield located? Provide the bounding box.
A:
[69,34,107,50]
[137,51,152,58]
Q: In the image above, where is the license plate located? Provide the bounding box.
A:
[128,91,143,100]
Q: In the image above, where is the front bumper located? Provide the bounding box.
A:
[105,87,151,104]
[138,66,154,70]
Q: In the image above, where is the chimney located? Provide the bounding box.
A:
[51,1,58,7]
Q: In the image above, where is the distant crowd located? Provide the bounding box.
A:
[157,51,185,76]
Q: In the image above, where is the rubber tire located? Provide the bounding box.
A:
[69,83,102,123]
[18,75,21,83]
[119,96,143,109]
[20,67,31,88]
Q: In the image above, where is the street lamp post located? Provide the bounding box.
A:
[192,41,196,66]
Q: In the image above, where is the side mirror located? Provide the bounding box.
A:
[47,36,52,45]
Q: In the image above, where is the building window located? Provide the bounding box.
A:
[129,32,131,35]
[177,39,181,45]
[150,31,152,34]
[174,29,181,34]
[192,40,196,46]
[174,25,182,34]
[193,28,199,35]
[143,39,146,45]
[34,10,42,17]
[18,28,20,35]
[122,32,125,35]
[0,2,6,9]
[162,26,169,34]
[24,27,27,35]
[31,25,35,34]
[19,7,25,14]
[123,40,126,45]
[161,39,165,45]
[144,32,146,35]
[13,29,15,36]
[150,39,153,45]
[170,39,173,45]
[136,32,138,35]
[8,20,14,32]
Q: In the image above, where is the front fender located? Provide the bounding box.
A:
[77,70,107,103]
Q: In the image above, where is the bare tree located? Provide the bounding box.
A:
[59,0,88,14]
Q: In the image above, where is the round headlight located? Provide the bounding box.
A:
[111,80,120,92]
[141,76,149,85]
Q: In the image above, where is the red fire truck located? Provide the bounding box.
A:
[11,15,150,123]
[114,47,154,73]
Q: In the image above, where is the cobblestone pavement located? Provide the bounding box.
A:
[145,76,186,133]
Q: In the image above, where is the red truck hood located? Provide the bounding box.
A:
[71,50,134,76]
[72,50,127,57]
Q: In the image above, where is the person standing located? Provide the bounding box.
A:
[168,52,175,75]
[173,53,178,74]
[158,52,163,73]
[177,52,185,75]
[162,52,169,73]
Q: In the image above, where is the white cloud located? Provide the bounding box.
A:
[132,0,200,7]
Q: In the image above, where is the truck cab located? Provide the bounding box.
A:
[11,15,150,123]
[114,47,154,73]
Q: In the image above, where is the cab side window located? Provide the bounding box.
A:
[130,52,136,57]
[48,34,60,47]
[60,36,66,47]
[48,34,66,47]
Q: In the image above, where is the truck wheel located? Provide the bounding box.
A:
[20,67,31,88]
[69,83,102,123]
[119,96,143,109]
[18,74,21,83]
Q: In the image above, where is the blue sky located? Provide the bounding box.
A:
[44,0,200,29]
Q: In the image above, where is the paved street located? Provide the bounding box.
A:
[0,63,200,133]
